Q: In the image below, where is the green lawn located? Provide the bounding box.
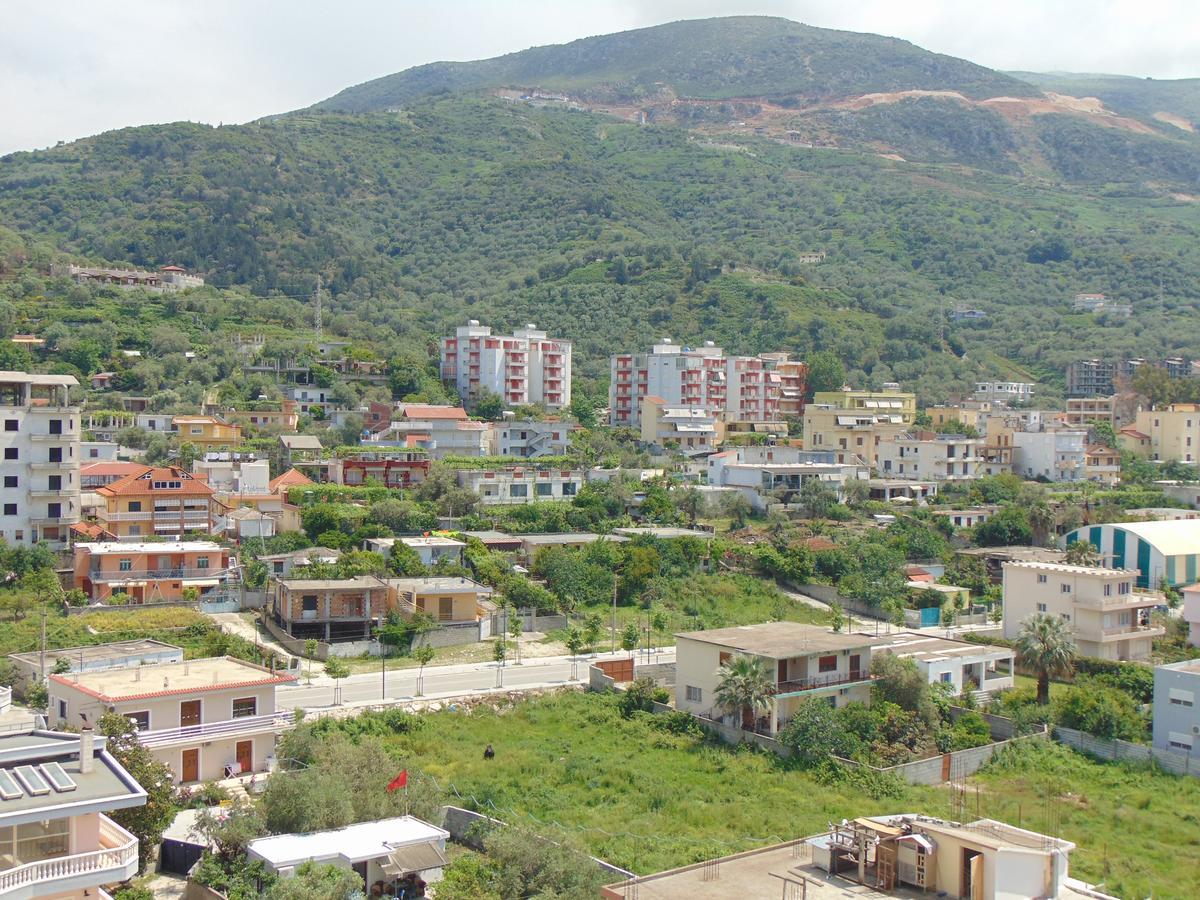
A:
[356,691,1200,896]
[555,573,831,646]
[0,607,219,658]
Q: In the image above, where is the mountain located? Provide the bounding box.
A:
[1010,71,1200,134]
[1,17,1200,404]
[316,16,1037,112]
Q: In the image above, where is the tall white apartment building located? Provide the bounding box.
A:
[440,321,572,411]
[0,372,82,547]
[609,340,785,428]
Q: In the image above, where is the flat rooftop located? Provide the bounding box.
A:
[1003,561,1137,577]
[399,536,465,548]
[870,632,1013,663]
[9,639,182,667]
[0,730,146,820]
[278,575,386,591]
[957,546,1065,562]
[676,623,881,659]
[75,541,223,555]
[613,527,714,540]
[1160,658,1200,675]
[458,530,520,543]
[50,656,294,702]
[386,577,491,594]
[519,532,629,545]
[247,815,448,868]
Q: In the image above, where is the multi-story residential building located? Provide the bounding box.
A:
[973,381,1035,406]
[1185,584,1200,648]
[192,454,270,494]
[801,404,906,467]
[492,419,573,459]
[811,386,917,424]
[877,431,982,481]
[456,465,583,506]
[95,465,224,538]
[440,321,572,410]
[340,449,430,488]
[1118,425,1153,456]
[1073,292,1132,317]
[171,415,242,452]
[81,461,147,490]
[224,400,299,432]
[72,541,231,603]
[0,372,82,548]
[0,726,146,898]
[1085,444,1122,485]
[49,657,295,783]
[1152,659,1200,755]
[925,401,991,432]
[1063,519,1200,588]
[756,353,808,419]
[1131,404,1200,463]
[367,405,490,459]
[675,623,883,736]
[1066,395,1116,428]
[258,547,341,580]
[1002,561,1164,661]
[272,575,396,642]
[365,536,466,568]
[608,341,800,429]
[706,446,867,512]
[639,397,723,455]
[80,440,119,463]
[1012,428,1087,481]
[385,576,495,625]
[1067,359,1120,397]
[285,384,335,417]
[871,632,1014,697]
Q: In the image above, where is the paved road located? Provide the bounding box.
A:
[277,649,675,709]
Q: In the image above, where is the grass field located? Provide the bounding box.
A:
[354,691,1200,897]
[0,607,218,659]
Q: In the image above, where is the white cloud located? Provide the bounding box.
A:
[0,0,1197,155]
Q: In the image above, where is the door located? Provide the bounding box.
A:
[180,700,201,728]
[235,740,253,775]
[962,849,982,900]
[849,654,861,679]
[181,748,199,783]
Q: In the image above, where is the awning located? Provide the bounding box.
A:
[379,841,448,876]
[112,580,147,588]
[183,579,221,588]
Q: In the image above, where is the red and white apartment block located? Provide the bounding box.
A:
[440,321,572,411]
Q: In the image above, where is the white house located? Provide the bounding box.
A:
[1012,428,1087,482]
[456,466,583,506]
[1152,660,1200,755]
[492,419,573,458]
[870,632,1014,698]
[706,446,868,511]
[877,432,982,481]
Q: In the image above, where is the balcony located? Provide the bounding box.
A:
[137,710,293,749]
[91,567,228,582]
[0,815,137,899]
[1072,590,1163,611]
[1096,623,1166,641]
[774,671,876,698]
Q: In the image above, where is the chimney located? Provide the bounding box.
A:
[79,726,94,774]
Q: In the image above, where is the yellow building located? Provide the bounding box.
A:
[1066,395,1116,428]
[925,403,988,431]
[172,415,242,451]
[802,404,906,467]
[385,576,496,624]
[812,387,917,425]
[1132,404,1200,463]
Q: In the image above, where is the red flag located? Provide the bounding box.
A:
[386,769,408,792]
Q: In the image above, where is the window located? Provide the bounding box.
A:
[119,558,132,571]
[685,686,702,703]
[1036,602,1047,613]
[2,504,15,516]
[818,654,838,673]
[3,448,15,460]
[1060,583,1072,593]
[939,672,954,683]
[3,420,15,432]
[1119,582,1131,595]
[127,711,150,731]
[1060,613,1071,622]
[57,699,67,720]
[2,476,14,488]
[0,818,70,866]
[232,698,257,719]
[49,419,62,435]
[48,447,61,463]
[47,503,61,519]
[509,484,528,498]
[48,475,61,491]
[88,448,99,458]
[302,595,318,612]
[128,501,141,512]
[562,482,577,496]
[1104,583,1112,596]
[197,557,209,569]
[1036,574,1047,584]
[1170,696,1195,708]
[535,482,553,497]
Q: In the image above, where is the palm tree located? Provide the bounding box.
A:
[714,655,775,731]
[1063,540,1100,567]
[1029,502,1055,546]
[1014,613,1077,705]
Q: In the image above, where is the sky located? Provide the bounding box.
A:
[2,0,1198,155]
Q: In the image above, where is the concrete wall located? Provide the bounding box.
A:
[414,622,484,649]
[589,665,616,693]
[1055,725,1200,777]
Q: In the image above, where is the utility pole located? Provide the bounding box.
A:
[611,581,617,653]
[314,274,323,339]
[39,601,47,681]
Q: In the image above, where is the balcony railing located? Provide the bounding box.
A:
[774,671,876,696]
[0,815,137,897]
[91,567,228,581]
[137,710,293,749]
[1099,623,1166,639]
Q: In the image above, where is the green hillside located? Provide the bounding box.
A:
[3,93,1200,402]
[316,16,1037,112]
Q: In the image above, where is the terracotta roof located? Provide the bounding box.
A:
[96,466,216,498]
[81,462,151,478]
[70,522,115,540]
[798,536,838,552]
[1119,428,1150,439]
[50,656,294,703]
[270,468,314,492]
[398,405,468,420]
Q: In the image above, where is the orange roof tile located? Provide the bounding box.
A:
[81,462,151,478]
[96,466,216,498]
[270,468,314,492]
[399,404,468,420]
